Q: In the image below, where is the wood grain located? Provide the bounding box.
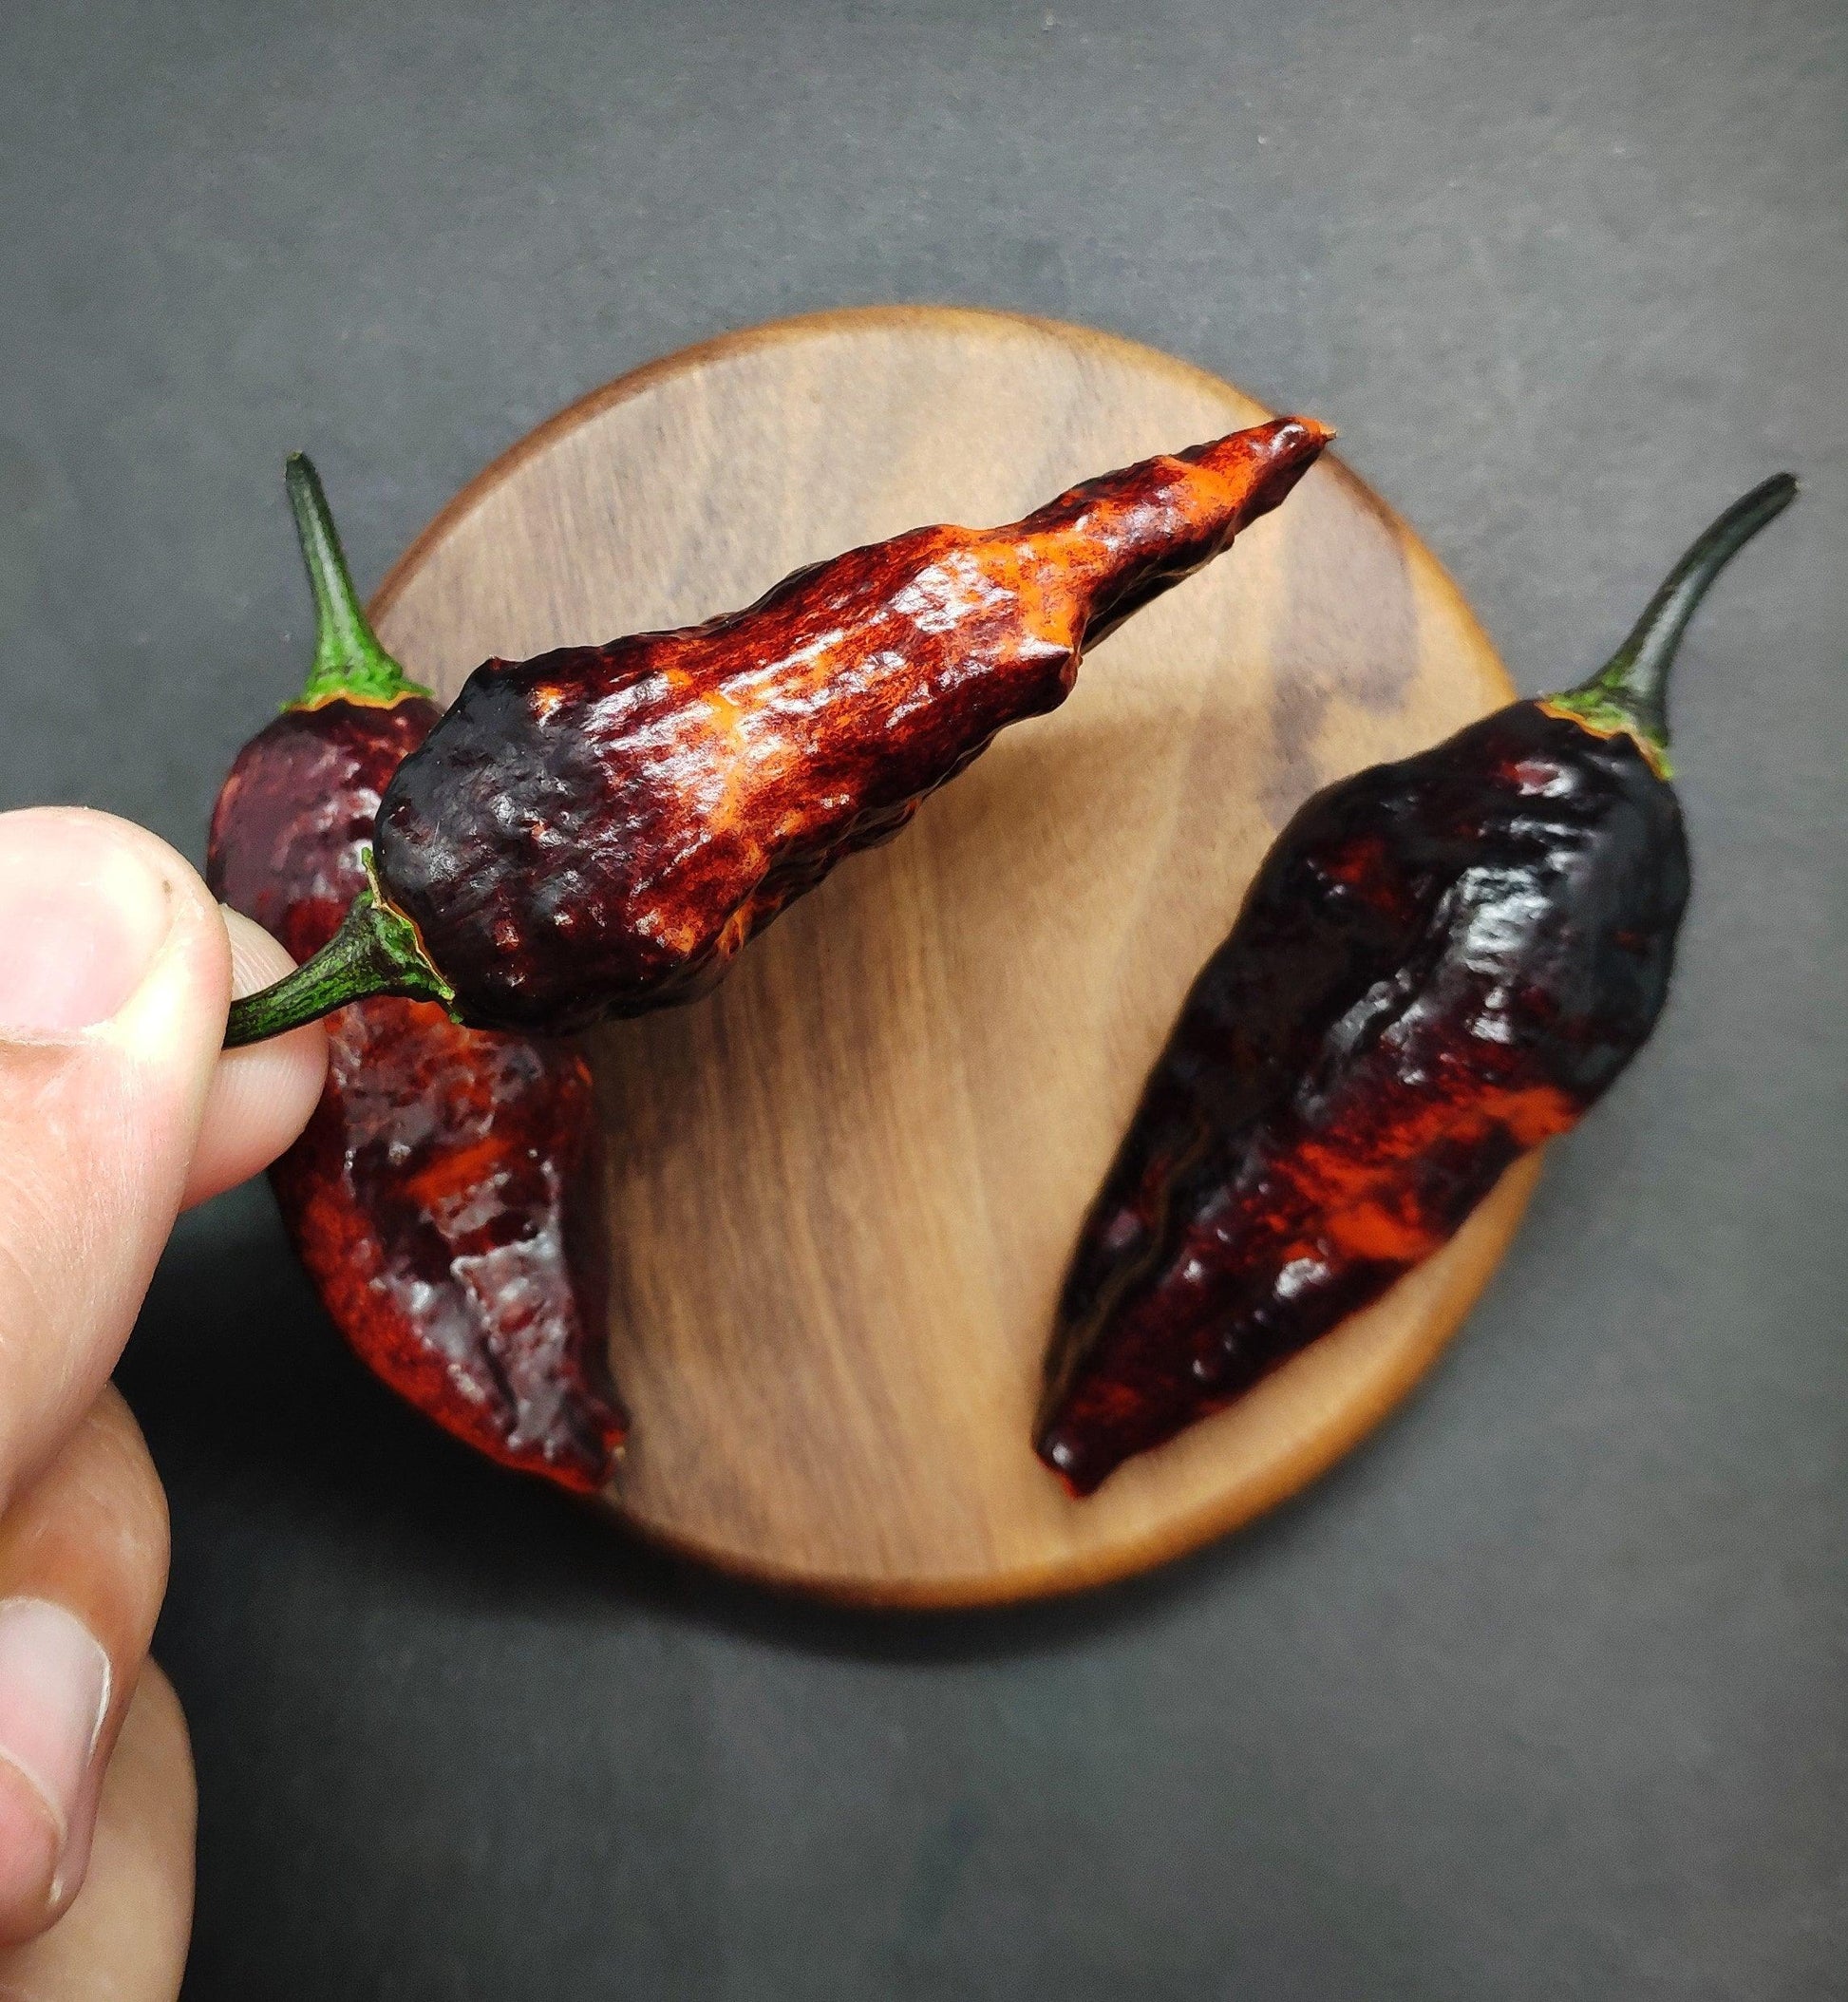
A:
[371,306,1538,1605]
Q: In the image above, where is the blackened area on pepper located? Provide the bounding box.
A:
[1038,702,1688,1494]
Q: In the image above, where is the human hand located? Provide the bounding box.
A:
[0,807,325,1997]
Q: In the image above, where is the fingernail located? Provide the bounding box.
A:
[0,1599,110,1927]
[0,812,174,1039]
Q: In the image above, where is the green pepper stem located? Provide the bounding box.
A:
[286,453,431,708]
[223,858,455,1048]
[1547,472,1798,765]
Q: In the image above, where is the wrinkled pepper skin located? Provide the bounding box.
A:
[210,460,624,1492]
[1037,705,1684,1494]
[1036,471,1795,1496]
[372,416,1331,1033]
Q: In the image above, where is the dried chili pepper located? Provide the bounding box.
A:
[224,416,1332,1045]
[209,457,624,1491]
[1037,473,1797,1496]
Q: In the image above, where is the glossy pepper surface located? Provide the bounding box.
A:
[1037,473,1797,1496]
[210,458,624,1491]
[226,415,1331,1044]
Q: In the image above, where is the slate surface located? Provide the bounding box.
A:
[3,2,1843,1995]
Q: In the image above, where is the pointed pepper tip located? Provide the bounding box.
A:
[1277,413,1336,449]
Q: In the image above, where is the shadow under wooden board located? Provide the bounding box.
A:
[370,305,1541,1607]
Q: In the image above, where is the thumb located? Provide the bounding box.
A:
[0,808,229,1508]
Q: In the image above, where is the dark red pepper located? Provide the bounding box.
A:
[209,458,624,1491]
[1037,474,1797,1496]
[224,416,1332,1044]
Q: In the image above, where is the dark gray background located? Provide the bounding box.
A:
[4,1,1844,1994]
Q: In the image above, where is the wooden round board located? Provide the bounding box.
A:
[370,306,1540,1606]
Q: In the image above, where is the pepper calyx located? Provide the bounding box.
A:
[1537,693,1674,779]
[223,849,457,1048]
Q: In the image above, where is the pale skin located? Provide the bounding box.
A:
[0,806,327,1995]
